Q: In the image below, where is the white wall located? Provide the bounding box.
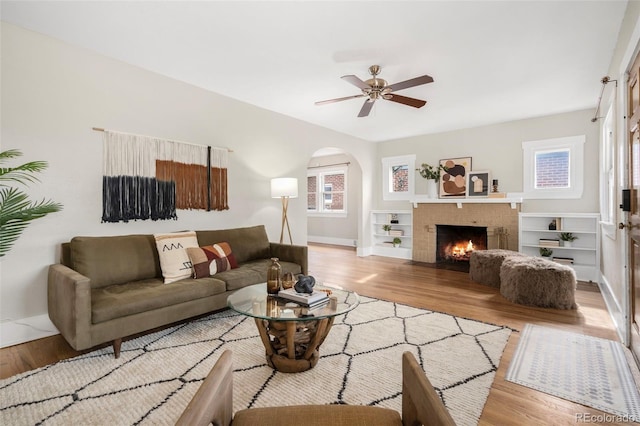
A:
[375,109,600,213]
[0,23,376,337]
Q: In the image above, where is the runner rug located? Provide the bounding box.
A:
[1,296,511,425]
[506,323,640,421]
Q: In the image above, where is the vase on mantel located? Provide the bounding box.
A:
[426,180,438,198]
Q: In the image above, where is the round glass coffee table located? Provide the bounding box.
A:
[227,283,359,373]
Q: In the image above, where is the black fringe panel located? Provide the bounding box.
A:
[102,176,177,223]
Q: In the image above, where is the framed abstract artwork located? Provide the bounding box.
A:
[466,170,491,197]
[439,157,472,198]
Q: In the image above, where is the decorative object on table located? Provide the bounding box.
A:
[392,237,402,247]
[294,274,316,293]
[266,257,282,294]
[282,272,295,289]
[271,177,298,244]
[539,247,553,259]
[278,287,329,307]
[559,232,578,247]
[492,179,499,193]
[382,224,392,234]
[548,219,557,230]
[466,170,490,197]
[0,149,63,257]
[416,162,446,198]
[438,157,471,198]
[390,213,399,224]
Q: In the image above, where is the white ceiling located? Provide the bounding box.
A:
[1,1,629,142]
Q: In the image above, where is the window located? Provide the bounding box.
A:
[382,155,415,200]
[522,135,584,199]
[307,167,346,215]
[600,104,616,239]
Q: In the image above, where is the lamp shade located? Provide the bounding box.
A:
[271,177,298,198]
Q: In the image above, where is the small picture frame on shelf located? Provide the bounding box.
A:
[466,170,490,197]
[390,213,399,224]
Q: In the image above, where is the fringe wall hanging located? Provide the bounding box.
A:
[101,130,229,223]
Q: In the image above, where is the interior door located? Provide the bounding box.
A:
[627,52,640,364]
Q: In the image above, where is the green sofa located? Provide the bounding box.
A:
[48,225,307,358]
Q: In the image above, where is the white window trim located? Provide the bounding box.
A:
[522,135,585,199]
[382,154,415,201]
[307,166,347,218]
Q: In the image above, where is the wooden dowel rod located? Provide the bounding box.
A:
[91,127,233,152]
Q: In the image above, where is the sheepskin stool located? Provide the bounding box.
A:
[469,249,527,288]
[500,256,577,309]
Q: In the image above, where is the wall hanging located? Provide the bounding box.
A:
[97,128,229,223]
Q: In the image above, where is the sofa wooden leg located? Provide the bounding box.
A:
[113,338,122,358]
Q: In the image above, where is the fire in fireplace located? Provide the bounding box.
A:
[436,225,488,265]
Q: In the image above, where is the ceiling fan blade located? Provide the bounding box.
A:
[341,74,370,90]
[387,94,427,109]
[386,75,434,92]
[315,94,366,106]
[358,99,375,117]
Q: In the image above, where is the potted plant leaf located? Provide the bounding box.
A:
[392,237,402,247]
[539,247,553,259]
[416,163,447,198]
[0,149,62,257]
[382,224,392,235]
[559,232,578,247]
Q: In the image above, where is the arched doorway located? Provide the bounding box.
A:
[306,148,363,249]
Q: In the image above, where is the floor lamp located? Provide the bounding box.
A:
[271,177,298,244]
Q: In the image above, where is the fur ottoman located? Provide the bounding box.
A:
[499,256,577,309]
[469,249,527,288]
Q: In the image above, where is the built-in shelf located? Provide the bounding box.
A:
[519,213,600,282]
[370,210,412,260]
[410,196,523,209]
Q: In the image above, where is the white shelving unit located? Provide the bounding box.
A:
[519,213,600,282]
[371,210,412,259]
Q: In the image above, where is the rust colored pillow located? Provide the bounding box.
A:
[186,242,238,278]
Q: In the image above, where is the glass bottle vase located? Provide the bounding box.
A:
[267,257,282,294]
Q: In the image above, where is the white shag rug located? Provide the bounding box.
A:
[0,296,511,426]
[506,323,640,421]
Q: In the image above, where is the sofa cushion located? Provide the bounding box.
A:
[154,231,199,284]
[187,242,238,278]
[91,277,227,324]
[70,235,161,289]
[196,225,270,264]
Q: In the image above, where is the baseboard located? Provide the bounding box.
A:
[598,275,628,345]
[0,314,59,348]
[307,235,357,247]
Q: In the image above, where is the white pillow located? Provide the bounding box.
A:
[154,231,199,283]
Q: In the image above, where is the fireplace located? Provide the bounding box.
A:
[436,225,487,269]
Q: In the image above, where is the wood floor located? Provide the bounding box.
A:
[1,243,637,425]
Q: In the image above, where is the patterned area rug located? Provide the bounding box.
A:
[506,324,640,421]
[0,296,511,425]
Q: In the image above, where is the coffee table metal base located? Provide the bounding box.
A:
[254,317,335,373]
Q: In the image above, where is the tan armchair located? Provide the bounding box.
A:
[176,350,456,426]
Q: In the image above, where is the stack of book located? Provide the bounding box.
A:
[553,257,574,265]
[278,288,329,307]
[389,229,403,237]
[539,238,560,247]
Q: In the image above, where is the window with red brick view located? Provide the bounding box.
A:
[535,149,569,189]
[392,165,409,192]
[307,175,317,210]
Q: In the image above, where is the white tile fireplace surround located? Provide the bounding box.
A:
[412,202,520,264]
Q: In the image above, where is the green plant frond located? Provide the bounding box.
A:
[0,161,49,186]
[0,188,62,225]
[0,149,23,161]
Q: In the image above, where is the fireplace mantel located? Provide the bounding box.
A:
[410,195,523,209]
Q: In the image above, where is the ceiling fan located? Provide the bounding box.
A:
[315,65,434,117]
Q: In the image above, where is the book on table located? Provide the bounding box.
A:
[278,288,329,306]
